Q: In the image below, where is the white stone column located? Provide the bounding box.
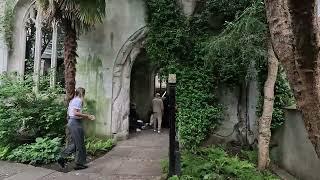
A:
[0,43,8,74]
[0,0,8,74]
[178,0,197,17]
[50,20,58,88]
[33,7,42,93]
[40,59,45,76]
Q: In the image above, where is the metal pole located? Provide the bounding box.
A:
[168,74,177,177]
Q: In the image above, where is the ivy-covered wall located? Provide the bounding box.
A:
[145,0,294,150]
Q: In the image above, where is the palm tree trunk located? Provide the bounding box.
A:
[258,42,279,170]
[63,20,78,146]
[63,20,77,104]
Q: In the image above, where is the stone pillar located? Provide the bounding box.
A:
[33,7,42,93]
[178,0,197,17]
[0,0,8,74]
[50,20,58,88]
[40,60,45,76]
[0,43,8,74]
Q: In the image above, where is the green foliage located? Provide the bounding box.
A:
[206,1,267,86]
[165,147,278,180]
[145,0,189,71]
[190,0,253,35]
[145,0,223,150]
[146,0,293,149]
[175,64,223,150]
[85,137,115,156]
[24,59,34,75]
[145,0,270,150]
[0,146,11,160]
[0,0,15,49]
[257,64,295,129]
[38,0,105,33]
[7,137,62,165]
[161,159,169,174]
[241,149,258,164]
[0,75,66,146]
[271,71,294,129]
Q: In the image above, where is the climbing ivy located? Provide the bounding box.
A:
[145,0,294,149]
[145,0,223,150]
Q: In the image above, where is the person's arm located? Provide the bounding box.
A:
[73,109,95,120]
[71,99,95,120]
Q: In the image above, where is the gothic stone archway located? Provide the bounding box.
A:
[111,27,147,138]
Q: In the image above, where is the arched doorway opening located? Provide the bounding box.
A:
[111,27,169,138]
[129,49,155,133]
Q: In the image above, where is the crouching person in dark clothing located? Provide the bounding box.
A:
[58,87,95,170]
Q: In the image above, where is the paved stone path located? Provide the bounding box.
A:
[0,129,169,180]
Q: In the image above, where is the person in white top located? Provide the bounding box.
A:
[58,87,95,170]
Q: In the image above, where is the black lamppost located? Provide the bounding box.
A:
[168,74,181,177]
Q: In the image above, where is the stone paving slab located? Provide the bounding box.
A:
[5,168,54,180]
[0,162,32,179]
[0,129,169,180]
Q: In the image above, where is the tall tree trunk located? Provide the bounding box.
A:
[258,43,279,170]
[63,20,77,104]
[265,0,320,157]
[63,20,78,146]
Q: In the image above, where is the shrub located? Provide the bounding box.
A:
[164,147,279,180]
[0,146,11,160]
[0,75,66,146]
[85,137,115,156]
[7,137,62,165]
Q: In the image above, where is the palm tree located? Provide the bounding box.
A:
[37,0,105,103]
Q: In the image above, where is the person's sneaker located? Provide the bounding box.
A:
[153,129,157,132]
[158,130,161,133]
[57,158,66,169]
[74,164,88,170]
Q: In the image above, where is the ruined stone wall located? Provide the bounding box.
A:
[76,0,146,137]
[270,109,320,180]
[8,0,34,74]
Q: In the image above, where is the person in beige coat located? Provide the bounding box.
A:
[152,93,164,133]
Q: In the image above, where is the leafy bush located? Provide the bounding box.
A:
[206,1,267,86]
[85,137,115,156]
[7,137,62,165]
[241,149,258,164]
[165,147,278,180]
[0,146,11,160]
[0,75,66,146]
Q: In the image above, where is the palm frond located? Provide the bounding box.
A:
[37,0,106,32]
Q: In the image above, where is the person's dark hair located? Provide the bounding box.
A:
[75,87,86,98]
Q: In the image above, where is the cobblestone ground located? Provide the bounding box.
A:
[0,129,169,180]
